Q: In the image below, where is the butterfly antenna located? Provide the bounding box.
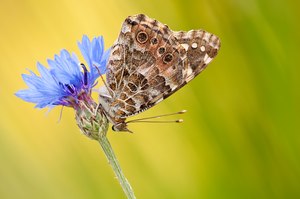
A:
[92,63,114,97]
[126,110,187,124]
[128,119,184,123]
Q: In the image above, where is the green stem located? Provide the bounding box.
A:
[98,135,136,199]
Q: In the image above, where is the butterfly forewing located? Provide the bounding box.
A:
[99,14,220,132]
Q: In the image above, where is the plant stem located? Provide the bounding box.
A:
[98,135,136,199]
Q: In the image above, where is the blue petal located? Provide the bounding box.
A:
[91,36,104,65]
[78,35,110,82]
[15,89,61,108]
[78,35,92,67]
[50,50,82,86]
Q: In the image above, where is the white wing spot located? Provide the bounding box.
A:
[121,23,131,33]
[204,54,213,64]
[181,43,189,51]
[186,68,193,76]
[203,32,210,42]
[200,46,206,52]
[191,42,198,49]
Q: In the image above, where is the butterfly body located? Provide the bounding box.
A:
[99,14,221,132]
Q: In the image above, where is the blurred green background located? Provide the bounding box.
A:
[1,0,299,198]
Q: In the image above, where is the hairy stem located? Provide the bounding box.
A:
[98,135,136,199]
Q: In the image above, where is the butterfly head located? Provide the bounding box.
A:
[112,122,133,133]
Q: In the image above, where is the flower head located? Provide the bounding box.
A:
[16,35,110,110]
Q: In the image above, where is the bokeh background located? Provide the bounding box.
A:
[1,0,299,198]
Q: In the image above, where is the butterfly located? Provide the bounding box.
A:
[98,14,221,132]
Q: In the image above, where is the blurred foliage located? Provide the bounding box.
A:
[0,0,299,198]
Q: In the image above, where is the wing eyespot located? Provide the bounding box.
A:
[151,38,158,45]
[136,31,148,44]
[163,53,173,63]
[158,47,165,54]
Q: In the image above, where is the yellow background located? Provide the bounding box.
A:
[1,0,299,198]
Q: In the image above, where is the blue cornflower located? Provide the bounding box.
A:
[16,35,110,110]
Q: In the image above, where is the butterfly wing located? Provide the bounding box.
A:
[99,14,220,127]
[163,29,221,99]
